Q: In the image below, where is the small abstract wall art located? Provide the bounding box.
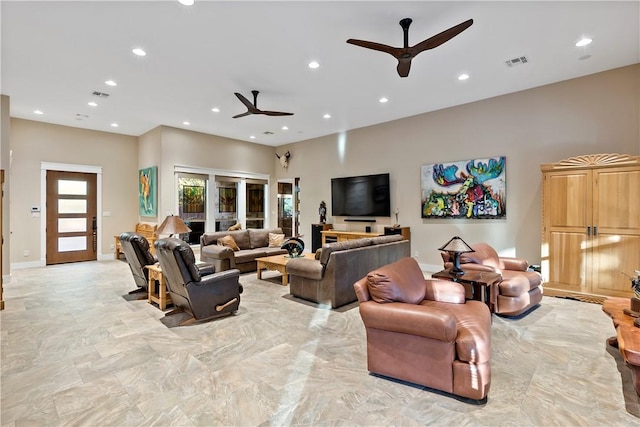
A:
[139,166,158,217]
[421,156,506,219]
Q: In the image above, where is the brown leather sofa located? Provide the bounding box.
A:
[441,242,543,317]
[155,238,242,325]
[287,235,410,308]
[199,227,287,273]
[119,231,157,294]
[354,257,491,402]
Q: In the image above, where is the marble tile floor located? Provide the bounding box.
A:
[1,259,639,426]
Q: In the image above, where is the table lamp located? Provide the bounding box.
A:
[438,236,474,276]
[156,215,191,238]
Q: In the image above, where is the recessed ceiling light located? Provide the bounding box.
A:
[282,126,289,130]
[178,0,195,5]
[88,101,98,107]
[110,123,119,127]
[458,73,470,81]
[323,113,331,119]
[308,61,320,69]
[33,110,44,115]
[211,107,220,113]
[576,38,592,47]
[132,48,147,56]
[379,97,388,103]
[182,121,190,126]
[249,135,256,139]
[105,80,117,87]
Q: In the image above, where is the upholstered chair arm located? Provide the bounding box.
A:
[359,301,458,342]
[424,279,466,303]
[201,245,234,260]
[287,258,324,280]
[197,263,216,276]
[353,277,370,302]
[500,257,529,271]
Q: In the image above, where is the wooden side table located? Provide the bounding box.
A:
[602,297,640,395]
[145,263,172,310]
[432,269,502,313]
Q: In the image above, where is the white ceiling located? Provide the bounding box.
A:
[2,1,639,147]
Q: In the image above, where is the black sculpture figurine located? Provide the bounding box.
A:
[319,201,327,223]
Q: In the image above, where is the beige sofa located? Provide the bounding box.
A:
[200,228,287,273]
[287,235,410,308]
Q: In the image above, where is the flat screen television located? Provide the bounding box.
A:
[331,173,391,217]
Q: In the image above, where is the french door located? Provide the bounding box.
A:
[46,171,97,264]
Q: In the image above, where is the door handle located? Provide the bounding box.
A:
[593,225,598,236]
[587,226,591,236]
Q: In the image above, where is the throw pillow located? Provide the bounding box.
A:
[228,222,242,231]
[217,235,240,251]
[268,233,285,248]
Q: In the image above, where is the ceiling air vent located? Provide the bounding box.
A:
[75,113,89,120]
[505,56,528,67]
[91,91,110,98]
[263,131,274,135]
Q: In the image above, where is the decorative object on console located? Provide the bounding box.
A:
[276,151,291,169]
[139,166,158,217]
[393,208,400,227]
[346,17,474,78]
[319,200,327,223]
[228,222,241,231]
[421,156,506,219]
[281,237,305,258]
[438,236,474,276]
[622,270,640,318]
[156,215,191,238]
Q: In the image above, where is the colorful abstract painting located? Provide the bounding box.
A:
[421,156,506,219]
[139,166,157,217]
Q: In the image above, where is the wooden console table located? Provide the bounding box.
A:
[602,297,640,395]
[321,230,382,245]
[432,270,502,313]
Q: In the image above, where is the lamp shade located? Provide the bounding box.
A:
[156,215,191,237]
[438,236,474,276]
[438,236,474,254]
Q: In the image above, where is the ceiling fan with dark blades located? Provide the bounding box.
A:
[347,17,473,78]
[232,90,294,119]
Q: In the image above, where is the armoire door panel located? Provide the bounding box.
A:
[547,172,590,228]
[546,231,588,292]
[593,169,640,231]
[591,234,640,297]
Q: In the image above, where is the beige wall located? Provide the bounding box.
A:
[1,95,10,278]
[275,64,640,269]
[6,64,639,272]
[8,119,139,264]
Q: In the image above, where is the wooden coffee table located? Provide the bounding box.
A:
[602,297,640,395]
[256,253,316,286]
[432,269,502,313]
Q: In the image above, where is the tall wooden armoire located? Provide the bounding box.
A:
[540,154,640,299]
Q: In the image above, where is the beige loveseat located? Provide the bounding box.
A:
[200,228,287,273]
[286,235,410,308]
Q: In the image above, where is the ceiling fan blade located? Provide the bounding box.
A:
[396,60,412,78]
[261,111,294,116]
[234,92,255,109]
[232,111,252,119]
[347,39,399,57]
[412,19,473,53]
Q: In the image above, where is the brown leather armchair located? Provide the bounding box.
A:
[119,231,157,295]
[441,243,543,317]
[155,238,242,325]
[354,257,491,402]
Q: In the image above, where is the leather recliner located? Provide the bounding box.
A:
[155,238,242,325]
[119,231,157,294]
[354,257,492,402]
[441,242,543,317]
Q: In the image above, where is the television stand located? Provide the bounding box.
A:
[321,230,381,245]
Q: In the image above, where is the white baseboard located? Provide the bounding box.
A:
[11,260,46,270]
